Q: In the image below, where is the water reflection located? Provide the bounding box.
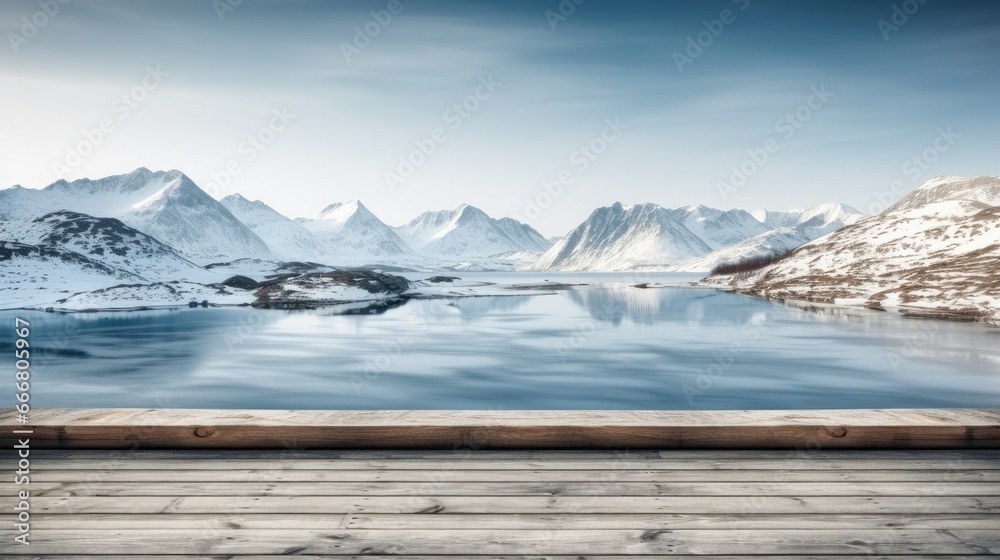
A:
[7,275,1000,410]
[563,285,764,326]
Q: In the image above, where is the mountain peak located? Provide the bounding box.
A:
[321,199,360,211]
[130,166,153,175]
[160,168,189,181]
[393,203,549,258]
[318,200,372,223]
[219,193,272,212]
[454,204,489,222]
[221,193,250,203]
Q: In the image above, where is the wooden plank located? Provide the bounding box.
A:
[11,512,1000,531]
[17,458,1000,470]
[4,529,998,555]
[17,481,1000,497]
[6,408,999,427]
[21,449,1000,460]
[2,556,996,560]
[28,468,1000,483]
[4,408,997,449]
[28,495,1000,514]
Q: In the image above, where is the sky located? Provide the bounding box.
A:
[1,0,998,236]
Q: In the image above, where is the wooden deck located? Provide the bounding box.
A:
[2,409,999,556]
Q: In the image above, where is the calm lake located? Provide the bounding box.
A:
[8,272,1000,409]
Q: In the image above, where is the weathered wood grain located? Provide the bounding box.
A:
[27,468,1000,483]
[4,414,998,557]
[25,495,1000,514]
[3,557,998,560]
[10,513,1000,531]
[15,457,999,470]
[22,449,1000,459]
[16,481,1000,497]
[4,529,998,555]
[3,408,997,449]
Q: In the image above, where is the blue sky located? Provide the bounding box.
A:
[2,0,998,235]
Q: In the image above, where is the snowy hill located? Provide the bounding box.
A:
[887,175,1000,212]
[0,211,211,282]
[0,168,273,263]
[298,200,416,265]
[220,194,336,262]
[531,202,713,271]
[395,204,550,258]
[702,176,1000,323]
[0,240,143,309]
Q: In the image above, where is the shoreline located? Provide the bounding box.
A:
[5,275,1000,328]
[702,283,1000,327]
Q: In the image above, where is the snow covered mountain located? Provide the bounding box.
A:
[395,204,549,258]
[533,200,865,272]
[0,168,273,263]
[750,203,865,238]
[496,217,551,251]
[674,204,867,272]
[0,211,211,282]
[532,203,713,271]
[667,205,771,250]
[0,167,866,275]
[703,176,1000,323]
[220,194,335,262]
[297,200,415,264]
[670,227,812,273]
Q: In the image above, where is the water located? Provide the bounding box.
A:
[7,272,1000,409]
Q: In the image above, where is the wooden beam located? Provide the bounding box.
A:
[3,408,997,449]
